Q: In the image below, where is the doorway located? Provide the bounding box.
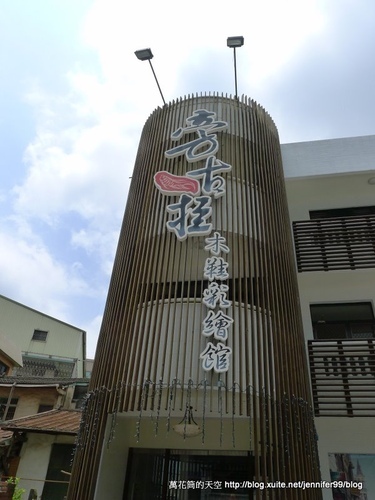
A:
[124,448,254,499]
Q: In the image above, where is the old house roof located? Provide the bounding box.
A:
[1,409,82,435]
[0,376,89,387]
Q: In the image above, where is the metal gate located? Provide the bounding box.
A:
[124,449,254,499]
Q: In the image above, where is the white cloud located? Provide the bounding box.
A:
[12,71,134,277]
[244,1,326,86]
[0,220,91,321]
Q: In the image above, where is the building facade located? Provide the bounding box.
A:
[68,95,325,499]
[283,136,375,500]
[0,296,88,498]
[0,294,86,379]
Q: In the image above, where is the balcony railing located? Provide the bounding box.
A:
[13,355,77,379]
[293,215,375,272]
[308,339,375,417]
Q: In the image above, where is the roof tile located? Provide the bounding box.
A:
[0,409,81,435]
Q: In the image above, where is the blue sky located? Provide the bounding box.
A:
[1,0,375,357]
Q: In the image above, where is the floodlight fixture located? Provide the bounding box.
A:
[134,48,153,61]
[227,36,245,98]
[134,48,166,105]
[227,36,244,48]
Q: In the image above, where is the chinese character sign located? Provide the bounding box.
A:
[201,232,232,373]
[154,109,234,373]
[166,194,213,241]
[200,342,232,373]
[165,109,228,163]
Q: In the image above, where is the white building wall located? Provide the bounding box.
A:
[284,138,375,497]
[282,134,375,179]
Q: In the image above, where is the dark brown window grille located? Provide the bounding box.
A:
[308,339,375,417]
[293,214,375,272]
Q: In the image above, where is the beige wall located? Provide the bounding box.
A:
[0,295,85,377]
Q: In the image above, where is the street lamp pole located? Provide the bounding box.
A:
[135,48,166,105]
[227,36,245,99]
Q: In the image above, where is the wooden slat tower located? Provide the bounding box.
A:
[68,94,321,500]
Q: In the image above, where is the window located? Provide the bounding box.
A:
[72,384,88,409]
[0,397,18,420]
[310,302,375,340]
[32,329,48,342]
[0,361,8,376]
